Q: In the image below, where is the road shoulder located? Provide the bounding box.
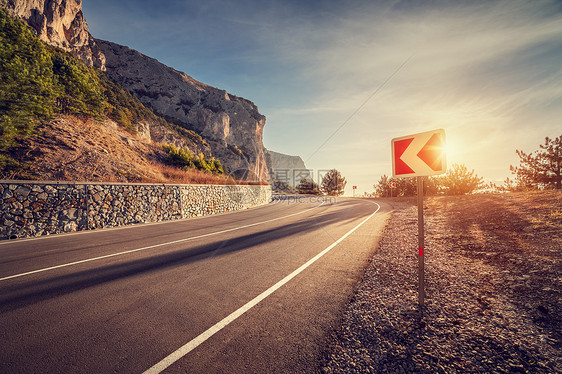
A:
[322,193,561,373]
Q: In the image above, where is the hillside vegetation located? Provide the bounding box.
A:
[1,9,153,145]
[0,9,234,183]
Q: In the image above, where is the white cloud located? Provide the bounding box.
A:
[259,0,562,192]
[85,0,562,192]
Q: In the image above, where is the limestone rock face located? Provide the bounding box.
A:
[265,149,307,171]
[97,40,269,181]
[4,0,105,69]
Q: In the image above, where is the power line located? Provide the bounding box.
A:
[305,54,413,163]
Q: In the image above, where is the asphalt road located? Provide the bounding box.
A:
[0,196,390,373]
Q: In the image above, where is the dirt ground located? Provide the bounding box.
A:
[322,191,561,373]
[4,115,244,185]
[6,115,167,182]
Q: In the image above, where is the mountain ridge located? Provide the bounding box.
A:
[96,39,269,180]
[3,0,293,182]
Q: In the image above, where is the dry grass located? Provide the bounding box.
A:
[138,163,268,185]
[3,115,268,186]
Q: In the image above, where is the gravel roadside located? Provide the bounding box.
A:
[322,192,561,373]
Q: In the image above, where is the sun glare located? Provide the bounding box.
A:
[442,134,464,165]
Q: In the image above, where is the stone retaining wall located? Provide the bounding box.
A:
[0,181,271,240]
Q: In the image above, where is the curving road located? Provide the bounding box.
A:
[0,196,390,373]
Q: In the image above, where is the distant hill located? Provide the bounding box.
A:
[265,149,306,170]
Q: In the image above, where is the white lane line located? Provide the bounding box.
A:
[0,203,324,282]
[143,202,381,374]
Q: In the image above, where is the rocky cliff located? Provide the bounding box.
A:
[97,40,269,181]
[4,0,105,69]
[5,0,272,181]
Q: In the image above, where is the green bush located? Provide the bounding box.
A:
[163,144,195,168]
[162,144,224,175]
[0,9,56,150]
[51,53,106,116]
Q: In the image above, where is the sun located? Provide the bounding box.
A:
[442,133,464,165]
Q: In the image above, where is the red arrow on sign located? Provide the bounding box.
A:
[394,137,415,175]
[391,129,446,177]
[417,133,444,172]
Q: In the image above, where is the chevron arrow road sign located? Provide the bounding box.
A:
[390,128,447,306]
[391,129,447,178]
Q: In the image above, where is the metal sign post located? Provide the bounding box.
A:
[417,176,425,306]
[391,128,446,308]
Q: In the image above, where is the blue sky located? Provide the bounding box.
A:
[83,0,562,194]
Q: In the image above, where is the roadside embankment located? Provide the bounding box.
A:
[323,192,561,373]
[0,180,271,240]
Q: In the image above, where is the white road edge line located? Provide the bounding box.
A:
[143,201,381,374]
[0,203,324,282]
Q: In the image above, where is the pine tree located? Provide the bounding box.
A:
[510,135,562,190]
[296,178,320,195]
[321,169,347,196]
[374,175,391,197]
[440,163,483,195]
